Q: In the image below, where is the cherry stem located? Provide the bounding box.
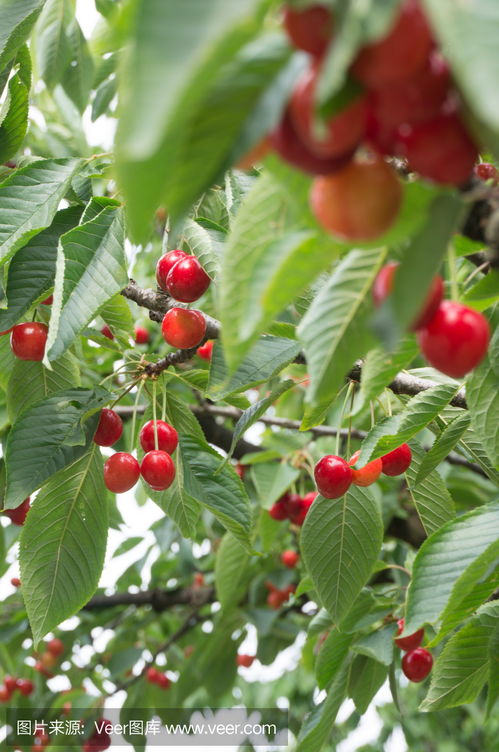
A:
[463,260,489,287]
[152,380,159,450]
[161,375,167,422]
[109,377,141,409]
[346,382,356,460]
[447,244,459,301]
[130,379,145,454]
[335,382,353,456]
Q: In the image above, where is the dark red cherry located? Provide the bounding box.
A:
[155,250,188,291]
[139,420,178,454]
[3,497,31,526]
[166,256,211,303]
[401,647,433,682]
[93,408,123,447]
[395,618,425,651]
[10,322,48,361]
[282,4,334,57]
[314,455,353,499]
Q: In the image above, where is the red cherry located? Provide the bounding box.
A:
[103,453,140,493]
[141,450,176,491]
[282,4,334,57]
[288,493,316,526]
[3,497,31,526]
[197,340,214,361]
[155,249,188,291]
[10,322,48,361]
[161,308,206,349]
[134,326,149,344]
[17,679,34,696]
[93,408,123,447]
[237,654,255,668]
[270,108,355,176]
[139,420,178,454]
[101,325,114,340]
[395,618,425,651]
[267,590,284,609]
[281,550,299,568]
[268,499,289,521]
[351,0,432,87]
[4,676,17,693]
[399,110,479,186]
[145,667,160,683]
[401,647,433,682]
[47,638,64,657]
[310,155,402,241]
[0,686,11,702]
[417,301,490,378]
[348,450,382,487]
[235,462,245,479]
[373,262,444,331]
[381,444,412,476]
[166,256,210,303]
[156,673,171,690]
[314,455,353,499]
[41,295,53,305]
[10,577,21,587]
[474,162,498,182]
[290,63,368,159]
[193,572,205,587]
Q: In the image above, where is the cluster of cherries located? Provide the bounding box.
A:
[265,581,296,610]
[145,666,172,690]
[395,618,433,683]
[93,408,178,494]
[0,675,34,702]
[268,490,317,526]
[34,637,65,678]
[374,262,490,378]
[254,0,490,243]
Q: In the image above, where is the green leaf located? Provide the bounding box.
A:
[348,654,388,715]
[250,461,300,510]
[0,68,29,163]
[19,444,108,644]
[359,337,419,406]
[7,351,80,422]
[0,206,82,332]
[0,0,45,73]
[99,294,135,345]
[467,309,499,468]
[45,205,127,362]
[315,629,353,690]
[404,441,455,535]
[298,248,387,408]
[352,624,397,667]
[215,533,250,609]
[403,502,499,636]
[60,17,94,112]
[301,487,383,623]
[91,74,117,121]
[295,663,349,752]
[0,158,83,266]
[4,387,110,509]
[34,0,73,89]
[415,413,471,484]
[182,219,221,280]
[420,601,499,711]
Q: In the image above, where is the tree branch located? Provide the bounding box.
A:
[85,585,214,612]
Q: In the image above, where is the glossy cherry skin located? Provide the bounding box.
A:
[141,450,176,491]
[155,249,188,291]
[418,302,490,378]
[17,679,34,696]
[395,618,425,651]
[311,156,402,241]
[381,444,412,476]
[11,322,48,361]
[281,550,299,568]
[197,340,214,361]
[93,408,123,447]
[101,325,114,340]
[282,4,334,57]
[270,108,355,176]
[47,638,64,657]
[103,453,140,493]
[315,455,353,499]
[237,654,255,668]
[139,419,178,454]
[166,256,210,303]
[373,262,444,331]
[399,110,479,186]
[402,647,433,682]
[474,162,498,182]
[3,497,31,525]
[351,0,432,88]
[134,326,149,344]
[162,308,206,349]
[348,450,382,487]
[290,63,368,159]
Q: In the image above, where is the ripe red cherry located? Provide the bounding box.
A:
[281,550,299,568]
[3,497,31,525]
[282,4,334,57]
[474,162,498,182]
[11,577,21,587]
[47,638,64,657]
[270,108,355,176]
[134,326,149,344]
[417,302,490,378]
[268,498,289,521]
[235,462,245,479]
[17,679,34,696]
[161,308,206,349]
[351,0,432,87]
[139,419,178,454]
[290,63,368,159]
[348,450,382,487]
[237,654,255,668]
[395,618,425,651]
[288,492,316,525]
[381,444,412,476]
[0,686,10,702]
[373,262,444,331]
[401,647,433,682]
[399,110,479,186]
[101,325,114,340]
[155,249,187,291]
[103,453,140,493]
[145,667,160,683]
[93,408,123,447]
[141,450,176,491]
[156,673,171,690]
[311,156,402,241]
[197,340,214,361]
[10,322,48,361]
[4,676,17,693]
[41,295,53,305]
[314,455,353,499]
[166,256,210,303]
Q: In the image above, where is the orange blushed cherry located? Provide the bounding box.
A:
[381,444,412,476]
[156,249,188,291]
[281,550,299,568]
[401,647,433,682]
[141,450,176,491]
[162,308,206,349]
[314,455,353,499]
[11,322,48,361]
[134,326,149,344]
[395,618,425,651]
[93,408,123,447]
[373,262,444,331]
[348,450,382,487]
[47,638,64,657]
[282,4,333,57]
[166,256,211,303]
[3,497,31,526]
[139,420,178,455]
[103,453,140,493]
